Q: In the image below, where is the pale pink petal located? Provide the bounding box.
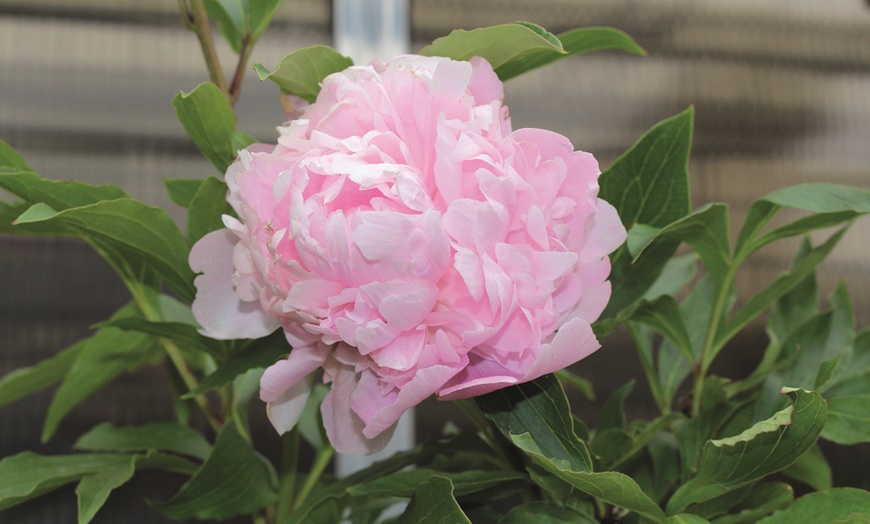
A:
[322,365,397,455]
[190,230,279,339]
[266,373,314,434]
[259,344,326,402]
[519,317,600,383]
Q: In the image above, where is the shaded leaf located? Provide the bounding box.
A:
[501,501,597,523]
[781,444,831,492]
[173,82,237,173]
[707,482,793,524]
[823,395,870,445]
[667,388,826,513]
[76,455,137,523]
[0,339,84,409]
[633,296,695,364]
[476,374,592,473]
[254,46,353,102]
[398,475,471,524]
[74,422,212,461]
[348,469,524,499]
[151,424,277,520]
[100,317,222,359]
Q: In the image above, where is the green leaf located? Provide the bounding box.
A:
[781,444,831,491]
[232,130,259,151]
[164,178,205,208]
[204,0,245,53]
[348,469,524,499]
[15,199,196,302]
[513,433,666,521]
[249,0,285,40]
[0,339,84,409]
[184,330,287,397]
[398,475,471,524]
[666,515,711,524]
[74,422,212,461]
[735,183,870,258]
[822,394,870,445]
[0,168,128,209]
[666,388,827,514]
[476,374,592,473]
[717,227,849,351]
[628,203,731,290]
[188,175,233,245]
[642,253,699,302]
[254,46,353,103]
[173,82,238,173]
[151,424,278,520]
[597,380,635,432]
[633,296,695,364]
[42,308,162,442]
[0,140,31,169]
[76,455,137,523]
[756,488,870,524]
[100,316,222,359]
[487,25,645,81]
[0,452,131,511]
[600,107,694,317]
[501,502,598,523]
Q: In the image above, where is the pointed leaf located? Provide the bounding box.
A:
[101,317,222,359]
[204,0,245,53]
[667,388,826,514]
[708,482,793,524]
[633,296,695,364]
[249,0,286,40]
[173,82,238,173]
[756,488,870,524]
[188,175,234,245]
[347,469,524,499]
[76,456,137,523]
[254,46,353,103]
[151,424,277,520]
[14,199,195,301]
[75,422,212,461]
[398,475,471,524]
[476,374,592,473]
[0,140,31,169]
[600,107,694,317]
[0,168,127,209]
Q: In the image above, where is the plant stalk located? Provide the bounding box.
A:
[181,0,229,97]
[292,445,335,511]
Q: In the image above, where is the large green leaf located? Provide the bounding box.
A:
[0,140,31,169]
[476,374,592,473]
[14,199,195,301]
[513,433,665,522]
[42,309,162,441]
[667,388,826,514]
[398,475,471,524]
[74,422,212,461]
[781,444,831,492]
[254,46,353,103]
[173,82,238,173]
[75,455,138,523]
[0,452,131,511]
[204,0,245,53]
[708,482,793,524]
[187,175,233,245]
[151,424,278,520]
[735,183,870,259]
[600,107,694,317]
[756,488,870,524]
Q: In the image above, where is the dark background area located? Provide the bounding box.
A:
[2,0,869,521]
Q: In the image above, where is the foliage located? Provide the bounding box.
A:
[1,7,869,523]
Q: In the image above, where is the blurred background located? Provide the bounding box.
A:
[1,0,869,521]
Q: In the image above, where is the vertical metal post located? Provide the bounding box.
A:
[332,0,413,479]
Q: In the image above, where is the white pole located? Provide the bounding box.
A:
[332,0,413,479]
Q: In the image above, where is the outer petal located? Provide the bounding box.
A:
[261,344,328,435]
[190,229,279,339]
[322,365,397,455]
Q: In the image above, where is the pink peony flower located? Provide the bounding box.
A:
[189,54,626,454]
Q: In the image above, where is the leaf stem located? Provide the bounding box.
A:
[292,445,335,511]
[228,36,253,105]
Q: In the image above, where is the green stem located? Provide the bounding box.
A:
[292,445,335,511]
[276,428,301,519]
[627,322,669,415]
[691,266,738,417]
[181,0,229,96]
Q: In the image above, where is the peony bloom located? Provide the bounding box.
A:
[189,55,626,454]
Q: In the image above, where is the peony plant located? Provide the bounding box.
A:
[2,2,870,523]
